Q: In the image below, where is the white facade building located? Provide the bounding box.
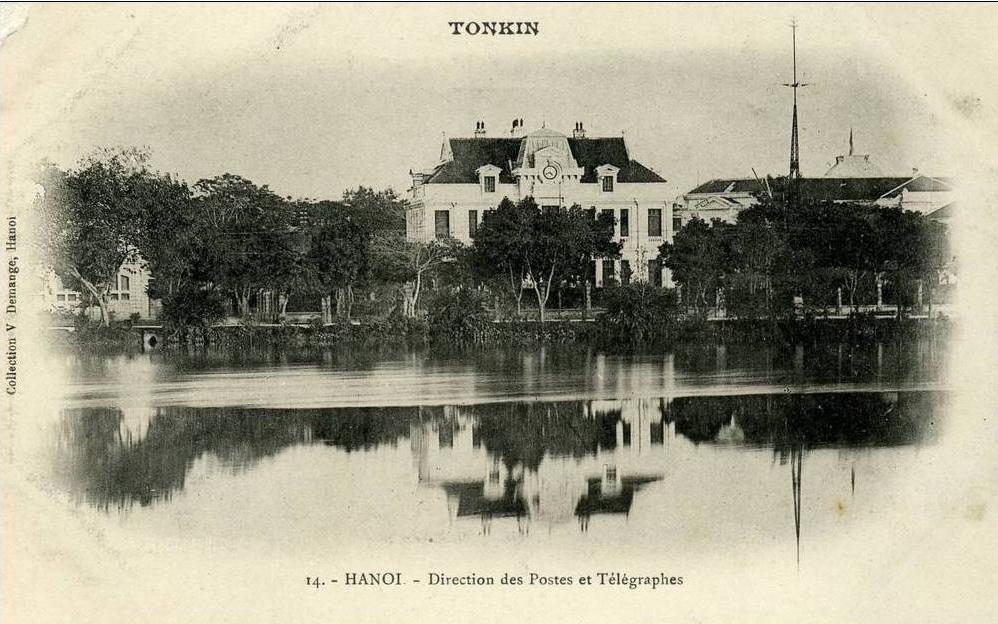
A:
[40,259,160,321]
[677,173,954,227]
[676,136,954,227]
[407,122,674,286]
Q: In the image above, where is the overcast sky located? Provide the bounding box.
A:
[4,3,991,202]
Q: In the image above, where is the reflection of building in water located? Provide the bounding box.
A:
[117,406,157,445]
[409,398,672,532]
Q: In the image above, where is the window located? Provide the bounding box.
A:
[434,210,450,239]
[602,259,616,284]
[602,176,614,192]
[620,208,630,237]
[121,293,130,301]
[468,210,478,238]
[120,275,130,292]
[110,293,119,300]
[673,216,682,233]
[484,176,496,193]
[68,293,78,301]
[600,209,614,232]
[650,421,664,445]
[648,208,662,237]
[621,260,632,285]
[586,207,597,220]
[56,294,66,302]
[648,259,662,287]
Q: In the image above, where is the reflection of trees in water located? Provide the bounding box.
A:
[461,401,619,471]
[56,392,942,511]
[668,392,941,452]
[56,405,422,510]
[162,344,406,374]
[664,391,942,568]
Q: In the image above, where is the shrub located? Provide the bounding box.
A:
[599,283,678,343]
[427,288,492,343]
[160,288,226,330]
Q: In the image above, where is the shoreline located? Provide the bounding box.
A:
[48,313,954,354]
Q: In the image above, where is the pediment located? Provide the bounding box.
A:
[694,197,740,211]
[596,164,620,176]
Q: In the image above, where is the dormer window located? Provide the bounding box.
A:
[476,164,501,194]
[596,164,620,193]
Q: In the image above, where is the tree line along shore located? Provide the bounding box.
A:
[36,148,952,350]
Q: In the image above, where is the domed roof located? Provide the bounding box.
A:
[823,154,884,178]
[823,130,884,178]
[516,127,578,169]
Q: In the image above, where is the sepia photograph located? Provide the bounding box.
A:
[2,3,997,622]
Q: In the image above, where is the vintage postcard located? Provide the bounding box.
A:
[2,3,997,622]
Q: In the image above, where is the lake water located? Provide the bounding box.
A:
[44,339,949,567]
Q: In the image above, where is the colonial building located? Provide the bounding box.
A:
[40,259,160,321]
[407,121,674,286]
[409,398,670,532]
[675,137,954,226]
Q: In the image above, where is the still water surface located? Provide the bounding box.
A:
[48,340,948,563]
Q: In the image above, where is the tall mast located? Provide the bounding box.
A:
[783,19,808,206]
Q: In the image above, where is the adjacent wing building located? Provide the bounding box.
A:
[675,136,954,227]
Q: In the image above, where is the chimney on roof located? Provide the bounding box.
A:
[511,118,526,137]
[573,121,586,139]
[912,167,919,176]
[474,120,486,137]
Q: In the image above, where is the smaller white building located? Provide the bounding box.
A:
[40,259,160,321]
[677,174,953,227]
[676,136,954,227]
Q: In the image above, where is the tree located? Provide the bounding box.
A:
[917,217,950,315]
[786,201,877,312]
[340,186,407,234]
[470,197,619,322]
[525,205,619,322]
[727,208,785,316]
[261,228,313,319]
[659,217,728,316]
[35,148,186,326]
[304,211,370,319]
[370,233,460,318]
[130,166,226,337]
[468,197,534,317]
[869,207,948,317]
[193,174,292,318]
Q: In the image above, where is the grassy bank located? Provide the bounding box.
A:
[54,312,953,354]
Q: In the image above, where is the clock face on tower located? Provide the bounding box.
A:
[542,164,559,180]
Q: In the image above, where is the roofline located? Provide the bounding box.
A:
[684,190,759,197]
[447,135,636,141]
[878,174,953,199]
